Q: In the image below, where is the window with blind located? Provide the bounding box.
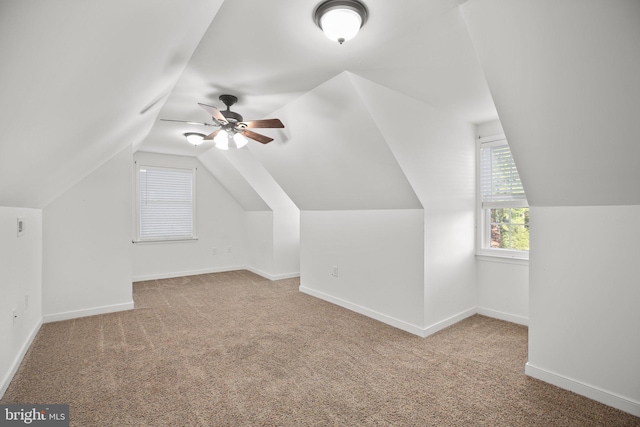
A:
[478,138,529,256]
[136,165,196,241]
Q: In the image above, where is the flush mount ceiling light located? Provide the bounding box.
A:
[184,132,205,146]
[314,0,368,45]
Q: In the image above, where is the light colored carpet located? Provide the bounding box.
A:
[2,270,638,426]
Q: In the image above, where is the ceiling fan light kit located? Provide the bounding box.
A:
[314,0,368,44]
[213,130,249,150]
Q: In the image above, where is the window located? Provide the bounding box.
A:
[478,137,529,258]
[136,164,196,241]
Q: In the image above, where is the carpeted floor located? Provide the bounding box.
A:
[2,270,639,426]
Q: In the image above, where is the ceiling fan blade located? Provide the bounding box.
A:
[241,129,273,144]
[198,103,227,124]
[239,118,285,129]
[204,129,221,141]
[160,119,215,126]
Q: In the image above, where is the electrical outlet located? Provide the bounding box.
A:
[332,266,339,277]
[17,217,25,237]
[25,294,29,310]
[212,248,217,256]
[227,247,232,254]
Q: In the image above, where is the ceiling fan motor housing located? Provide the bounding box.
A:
[221,110,243,123]
[219,94,243,122]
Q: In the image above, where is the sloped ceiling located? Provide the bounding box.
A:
[2,0,497,211]
[138,0,494,158]
[132,0,495,212]
[354,6,495,124]
[462,0,640,206]
[197,151,270,211]
[349,73,475,211]
[248,72,422,211]
[0,0,222,208]
[218,148,299,214]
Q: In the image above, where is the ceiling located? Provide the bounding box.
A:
[2,1,637,210]
[0,0,497,209]
[138,0,496,157]
[0,0,223,207]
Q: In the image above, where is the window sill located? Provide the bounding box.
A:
[133,237,198,245]
[476,251,529,265]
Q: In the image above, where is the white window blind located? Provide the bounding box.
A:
[480,142,528,208]
[138,165,195,240]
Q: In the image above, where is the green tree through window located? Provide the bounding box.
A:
[490,207,529,251]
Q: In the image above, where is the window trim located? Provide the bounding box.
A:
[476,134,529,261]
[134,163,198,243]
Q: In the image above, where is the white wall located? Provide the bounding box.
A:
[477,259,528,325]
[224,148,300,279]
[276,72,477,337]
[0,207,42,397]
[300,210,425,335]
[133,152,247,281]
[527,205,640,416]
[272,206,300,278]
[476,120,503,139]
[423,206,476,330]
[244,211,274,276]
[350,74,477,332]
[42,146,133,322]
[198,150,289,280]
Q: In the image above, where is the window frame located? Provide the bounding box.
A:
[134,163,197,243]
[476,134,529,261]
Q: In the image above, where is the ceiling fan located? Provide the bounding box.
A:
[161,94,284,150]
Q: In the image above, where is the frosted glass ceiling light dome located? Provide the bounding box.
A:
[213,130,229,150]
[233,132,249,149]
[184,132,205,146]
[212,130,249,150]
[314,0,368,45]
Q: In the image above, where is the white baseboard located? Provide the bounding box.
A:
[299,286,477,337]
[525,363,640,417]
[477,307,528,326]
[299,286,427,337]
[0,318,42,399]
[134,266,300,283]
[132,266,245,282]
[246,266,300,281]
[43,301,134,323]
[422,307,477,337]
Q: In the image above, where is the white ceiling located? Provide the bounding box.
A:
[2,0,496,209]
[138,0,496,157]
[463,0,640,206]
[2,1,637,211]
[245,72,423,211]
[0,0,222,208]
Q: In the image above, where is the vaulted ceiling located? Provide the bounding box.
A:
[2,0,637,210]
[139,0,494,158]
[0,0,494,210]
[463,0,640,206]
[0,0,223,207]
